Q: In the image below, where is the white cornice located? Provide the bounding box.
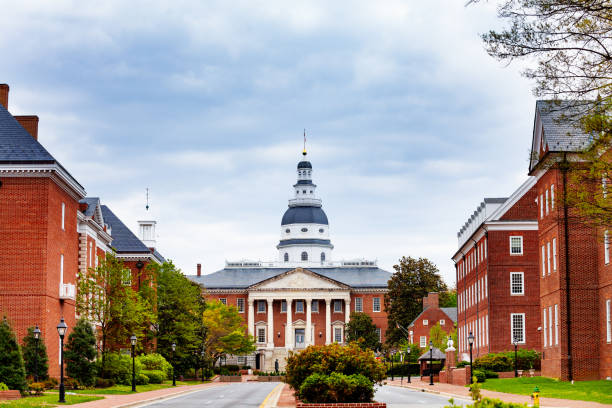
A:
[0,164,86,199]
[485,221,539,231]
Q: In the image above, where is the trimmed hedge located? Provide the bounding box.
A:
[141,370,164,384]
[136,354,172,380]
[299,372,374,403]
[386,363,420,376]
[473,350,540,372]
[98,353,143,385]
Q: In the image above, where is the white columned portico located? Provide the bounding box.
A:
[345,297,351,325]
[248,299,254,336]
[267,298,274,347]
[325,298,331,344]
[305,298,312,346]
[286,298,293,348]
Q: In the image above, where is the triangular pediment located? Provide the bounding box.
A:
[250,268,348,290]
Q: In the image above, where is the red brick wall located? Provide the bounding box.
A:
[410,308,455,350]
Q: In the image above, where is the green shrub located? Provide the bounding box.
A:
[64,378,81,390]
[135,373,149,385]
[472,369,486,383]
[22,327,49,381]
[141,370,164,384]
[298,372,374,403]
[136,354,172,380]
[285,343,385,394]
[386,363,420,376]
[0,383,8,391]
[95,377,115,388]
[473,350,540,372]
[0,318,27,393]
[43,377,58,390]
[456,361,469,368]
[28,382,45,395]
[485,370,499,379]
[98,353,142,385]
[445,397,529,408]
[65,319,97,387]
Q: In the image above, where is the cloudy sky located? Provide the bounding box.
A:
[0,1,536,284]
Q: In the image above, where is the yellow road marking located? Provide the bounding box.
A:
[259,383,284,408]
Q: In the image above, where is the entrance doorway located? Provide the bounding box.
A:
[255,353,261,370]
[295,329,305,348]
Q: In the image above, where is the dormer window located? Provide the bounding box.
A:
[140,224,153,241]
[301,252,308,261]
[302,190,306,194]
[301,228,308,232]
[285,228,290,233]
[319,228,324,233]
[284,253,289,262]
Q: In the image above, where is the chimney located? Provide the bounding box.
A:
[15,115,39,140]
[422,292,439,310]
[197,263,202,277]
[0,84,8,109]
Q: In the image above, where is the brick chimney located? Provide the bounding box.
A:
[197,263,202,277]
[0,84,8,109]
[15,115,39,140]
[422,292,439,310]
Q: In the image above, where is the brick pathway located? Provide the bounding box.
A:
[385,378,612,407]
[276,383,297,407]
[72,382,226,408]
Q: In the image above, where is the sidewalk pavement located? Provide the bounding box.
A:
[71,382,227,408]
[385,378,612,408]
[276,384,297,407]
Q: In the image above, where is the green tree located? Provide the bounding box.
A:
[345,312,381,352]
[428,323,448,351]
[384,256,448,346]
[439,287,457,308]
[155,261,206,375]
[22,327,49,381]
[65,319,97,387]
[202,300,255,363]
[0,318,27,392]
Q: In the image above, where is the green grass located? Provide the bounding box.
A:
[480,376,612,404]
[0,394,102,407]
[47,380,204,395]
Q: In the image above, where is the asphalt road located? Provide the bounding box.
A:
[140,382,279,408]
[374,385,472,408]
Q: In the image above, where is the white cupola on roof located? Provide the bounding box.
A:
[138,188,157,249]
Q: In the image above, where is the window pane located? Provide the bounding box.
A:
[312,300,318,312]
[296,301,304,313]
[355,298,363,312]
[237,298,244,313]
[373,297,381,312]
[281,300,287,312]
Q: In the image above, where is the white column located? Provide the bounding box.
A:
[247,299,254,336]
[325,298,331,345]
[267,298,274,347]
[306,298,312,346]
[345,297,351,324]
[286,298,293,349]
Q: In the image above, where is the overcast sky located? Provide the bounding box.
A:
[0,1,536,285]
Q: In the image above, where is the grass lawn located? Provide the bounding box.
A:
[47,380,205,395]
[0,394,103,407]
[480,376,612,404]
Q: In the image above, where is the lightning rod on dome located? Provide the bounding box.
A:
[145,188,150,211]
[303,129,307,156]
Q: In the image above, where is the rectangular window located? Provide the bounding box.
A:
[257,328,266,343]
[511,313,525,344]
[122,269,132,286]
[510,236,523,255]
[220,298,227,305]
[510,272,524,295]
[355,298,363,312]
[545,189,549,214]
[606,299,611,343]
[373,297,381,312]
[548,306,553,346]
[485,275,487,297]
[333,300,342,313]
[334,327,342,343]
[296,300,304,313]
[61,202,65,230]
[542,245,546,276]
[60,254,64,284]
[543,308,547,347]
[606,231,610,265]
[423,319,429,326]
[484,239,487,258]
[553,238,557,271]
[551,184,555,209]
[376,327,381,342]
[554,304,559,345]
[547,242,551,275]
[311,300,319,313]
[237,298,245,313]
[540,194,544,218]
[440,319,445,326]
[281,300,287,313]
[420,336,427,348]
[486,315,489,345]
[257,300,266,312]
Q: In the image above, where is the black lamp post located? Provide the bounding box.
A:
[400,350,405,385]
[171,342,177,386]
[406,347,411,383]
[391,351,395,381]
[33,326,41,383]
[57,318,67,403]
[429,340,434,386]
[513,337,519,378]
[201,350,206,382]
[130,335,137,392]
[468,331,475,384]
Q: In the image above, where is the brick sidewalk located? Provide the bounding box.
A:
[71,382,226,408]
[276,384,297,407]
[385,378,612,408]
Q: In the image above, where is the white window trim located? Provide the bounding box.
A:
[541,245,546,276]
[256,326,266,344]
[420,336,427,348]
[545,189,549,214]
[373,297,381,312]
[606,230,610,265]
[551,185,555,209]
[423,319,429,326]
[553,238,557,271]
[296,300,305,313]
[333,300,342,313]
[440,319,445,326]
[333,325,344,343]
[607,299,611,343]
[548,306,553,347]
[510,272,524,296]
[547,242,551,275]
[355,297,363,312]
[511,313,526,344]
[510,236,523,255]
[237,298,245,313]
[554,304,559,345]
[540,194,544,218]
[257,300,266,313]
[61,202,65,230]
[543,308,547,347]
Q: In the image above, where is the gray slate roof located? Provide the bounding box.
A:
[441,307,458,323]
[282,206,329,225]
[79,197,100,217]
[537,100,592,152]
[100,205,151,253]
[188,266,391,289]
[418,348,446,361]
[0,105,54,163]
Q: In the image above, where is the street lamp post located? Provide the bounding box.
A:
[130,335,137,392]
[468,332,475,384]
[57,318,68,404]
[513,337,519,378]
[171,343,176,387]
[406,347,411,383]
[429,340,434,386]
[391,351,395,381]
[201,350,207,382]
[401,350,405,385]
[33,326,41,383]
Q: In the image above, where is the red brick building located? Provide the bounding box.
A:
[452,178,541,361]
[408,292,457,349]
[0,84,164,377]
[189,151,390,371]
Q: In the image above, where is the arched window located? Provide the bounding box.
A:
[321,252,326,262]
[301,252,308,261]
[284,253,289,262]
